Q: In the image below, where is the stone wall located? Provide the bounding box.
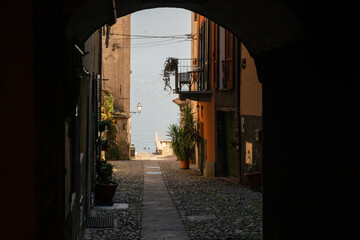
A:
[102,15,131,157]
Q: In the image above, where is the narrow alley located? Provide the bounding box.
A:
[83,156,262,240]
[2,1,359,239]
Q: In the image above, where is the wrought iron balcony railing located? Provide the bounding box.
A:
[174,58,202,92]
[174,58,212,102]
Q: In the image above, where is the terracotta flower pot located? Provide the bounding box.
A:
[95,181,118,203]
[180,160,190,169]
[244,172,261,190]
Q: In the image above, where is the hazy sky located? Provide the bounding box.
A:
[130,8,191,153]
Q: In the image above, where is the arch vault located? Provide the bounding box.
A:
[1,0,359,239]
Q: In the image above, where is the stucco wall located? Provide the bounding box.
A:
[240,45,262,116]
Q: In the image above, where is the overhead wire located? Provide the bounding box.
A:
[109,32,195,48]
[110,33,195,40]
[131,38,180,46]
[131,40,191,48]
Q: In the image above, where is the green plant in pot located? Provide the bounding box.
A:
[95,158,118,204]
[244,163,261,190]
[167,105,199,169]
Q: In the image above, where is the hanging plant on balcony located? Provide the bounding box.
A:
[161,57,178,92]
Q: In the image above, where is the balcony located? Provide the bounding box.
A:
[175,58,212,102]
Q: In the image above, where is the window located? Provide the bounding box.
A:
[218,27,234,90]
[198,19,209,91]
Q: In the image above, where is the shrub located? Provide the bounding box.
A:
[167,104,199,162]
[105,119,121,160]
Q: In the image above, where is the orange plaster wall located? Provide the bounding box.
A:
[199,97,216,163]
[240,44,262,116]
[197,15,216,164]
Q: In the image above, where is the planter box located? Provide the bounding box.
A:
[95,182,118,203]
[244,172,261,190]
[180,160,190,169]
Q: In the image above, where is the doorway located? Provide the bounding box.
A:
[216,111,239,179]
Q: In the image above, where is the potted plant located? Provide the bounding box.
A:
[244,163,261,190]
[167,105,199,169]
[95,158,118,204]
[161,57,178,92]
[168,124,189,168]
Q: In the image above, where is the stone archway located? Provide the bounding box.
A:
[2,0,359,239]
[65,0,304,55]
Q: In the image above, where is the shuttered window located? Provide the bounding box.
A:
[198,19,209,91]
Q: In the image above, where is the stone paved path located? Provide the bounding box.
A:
[83,160,144,240]
[82,155,262,240]
[142,161,189,240]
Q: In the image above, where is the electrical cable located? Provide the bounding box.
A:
[108,32,194,48]
[110,33,195,40]
[131,40,191,48]
[131,38,179,46]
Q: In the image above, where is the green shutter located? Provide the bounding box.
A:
[204,19,209,90]
[198,22,204,90]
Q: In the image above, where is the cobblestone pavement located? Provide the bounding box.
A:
[83,158,263,240]
[83,160,144,240]
[160,161,263,240]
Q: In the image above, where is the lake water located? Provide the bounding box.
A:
[131,129,170,153]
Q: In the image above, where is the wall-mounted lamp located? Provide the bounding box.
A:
[137,102,142,113]
[241,58,246,69]
[196,105,200,111]
[131,102,142,115]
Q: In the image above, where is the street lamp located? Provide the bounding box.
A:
[131,102,142,115]
[137,102,142,113]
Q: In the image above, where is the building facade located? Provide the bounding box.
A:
[101,15,132,158]
[63,30,103,239]
[175,13,262,186]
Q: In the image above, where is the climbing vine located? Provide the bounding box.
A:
[101,90,121,160]
[105,119,121,160]
[103,90,114,119]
